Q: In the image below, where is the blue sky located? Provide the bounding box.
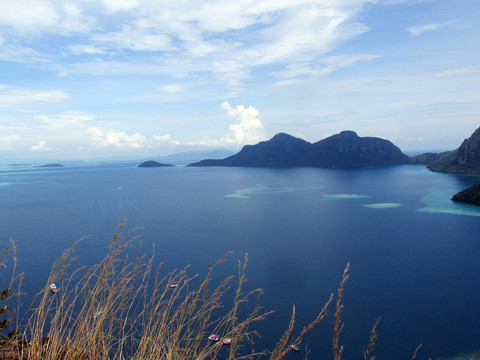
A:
[0,0,479,160]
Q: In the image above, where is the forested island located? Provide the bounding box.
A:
[138,160,174,168]
[189,131,411,167]
[188,126,480,173]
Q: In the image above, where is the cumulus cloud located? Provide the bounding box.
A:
[30,140,52,151]
[88,127,147,149]
[198,102,265,146]
[220,102,265,145]
[87,127,178,149]
[407,20,456,37]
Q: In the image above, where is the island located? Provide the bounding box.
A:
[138,160,174,168]
[189,131,410,167]
[451,184,480,206]
[428,125,480,174]
[37,163,64,167]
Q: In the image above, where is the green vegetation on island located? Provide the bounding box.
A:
[189,131,410,168]
[428,126,480,174]
[452,183,480,206]
[186,126,480,175]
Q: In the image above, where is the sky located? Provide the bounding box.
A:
[0,0,479,161]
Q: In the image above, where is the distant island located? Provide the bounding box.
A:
[138,160,174,168]
[37,163,64,167]
[189,131,411,168]
[452,184,480,206]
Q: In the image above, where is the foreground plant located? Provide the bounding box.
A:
[0,221,362,360]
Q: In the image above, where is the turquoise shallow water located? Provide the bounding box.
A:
[419,184,480,216]
[0,163,479,359]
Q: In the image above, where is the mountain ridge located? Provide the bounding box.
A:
[428,126,480,174]
[188,131,410,167]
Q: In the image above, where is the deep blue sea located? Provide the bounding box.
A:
[1,162,479,359]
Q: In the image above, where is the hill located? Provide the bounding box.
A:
[451,183,480,206]
[188,131,410,167]
[428,126,480,174]
[138,160,174,168]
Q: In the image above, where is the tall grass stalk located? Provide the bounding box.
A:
[1,223,360,360]
[333,262,350,360]
[364,317,380,360]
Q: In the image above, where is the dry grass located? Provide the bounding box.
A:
[0,221,385,360]
[364,317,380,360]
[333,262,349,360]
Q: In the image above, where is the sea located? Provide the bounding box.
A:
[0,162,479,360]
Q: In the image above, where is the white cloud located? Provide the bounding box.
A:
[101,0,141,14]
[383,0,428,4]
[273,54,379,86]
[0,1,94,34]
[30,140,52,151]
[198,102,265,146]
[88,127,147,148]
[435,66,480,77]
[34,111,96,130]
[209,2,372,87]
[87,127,178,149]
[0,43,53,63]
[0,1,60,32]
[407,20,456,37]
[213,61,251,88]
[56,61,169,76]
[92,25,173,52]
[153,134,180,145]
[158,83,187,93]
[68,44,108,55]
[0,0,376,89]
[0,84,70,107]
[253,6,368,66]
[220,102,265,145]
[0,134,21,150]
